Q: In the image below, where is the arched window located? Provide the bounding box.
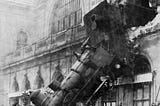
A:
[16,30,28,49]
[134,55,151,75]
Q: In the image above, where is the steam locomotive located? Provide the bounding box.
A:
[27,0,156,106]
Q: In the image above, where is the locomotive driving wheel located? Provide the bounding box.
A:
[63,90,76,106]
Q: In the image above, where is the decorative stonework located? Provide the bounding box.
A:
[21,72,31,91]
[33,67,44,89]
[52,64,64,83]
[12,73,19,92]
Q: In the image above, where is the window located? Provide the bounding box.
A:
[72,0,76,12]
[70,12,76,27]
[133,83,151,106]
[51,21,58,34]
[64,16,70,29]
[134,55,151,75]
[76,9,82,24]
[16,30,28,49]
[58,20,60,32]
[58,18,64,31]
[101,88,117,106]
[75,0,81,10]
[70,0,74,13]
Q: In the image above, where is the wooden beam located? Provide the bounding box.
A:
[116,73,153,85]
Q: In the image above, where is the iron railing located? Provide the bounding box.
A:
[3,25,86,66]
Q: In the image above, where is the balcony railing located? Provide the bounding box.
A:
[35,36,51,54]
[3,25,86,66]
[24,44,36,58]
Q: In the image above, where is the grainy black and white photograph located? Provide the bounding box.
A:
[0,0,160,106]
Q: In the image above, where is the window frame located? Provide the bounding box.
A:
[101,88,117,106]
[133,83,151,106]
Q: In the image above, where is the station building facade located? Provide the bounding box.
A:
[0,0,160,106]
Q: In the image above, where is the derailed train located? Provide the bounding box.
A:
[27,0,157,106]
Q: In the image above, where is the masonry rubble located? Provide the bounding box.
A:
[128,6,160,42]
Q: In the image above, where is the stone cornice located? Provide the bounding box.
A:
[1,37,85,70]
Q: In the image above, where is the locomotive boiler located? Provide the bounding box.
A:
[27,0,156,106]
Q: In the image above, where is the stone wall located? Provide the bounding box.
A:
[0,2,35,58]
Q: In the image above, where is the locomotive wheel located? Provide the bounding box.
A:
[63,91,76,106]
